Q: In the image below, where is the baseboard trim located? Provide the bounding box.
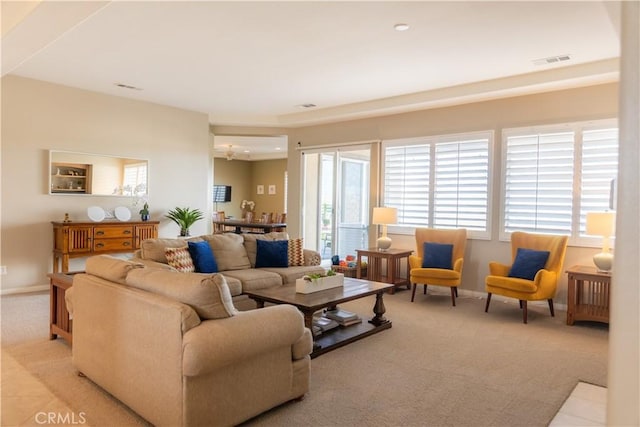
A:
[1,285,49,296]
[424,287,568,312]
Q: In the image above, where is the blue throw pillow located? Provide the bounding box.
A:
[508,248,550,281]
[255,240,289,268]
[422,242,454,269]
[187,241,218,273]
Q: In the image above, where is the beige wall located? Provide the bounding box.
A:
[213,158,287,218]
[210,126,290,219]
[285,83,619,305]
[213,158,251,218]
[1,76,211,293]
[251,159,287,215]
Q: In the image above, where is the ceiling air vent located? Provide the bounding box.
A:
[532,54,572,66]
[114,83,143,90]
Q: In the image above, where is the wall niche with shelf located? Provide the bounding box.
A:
[51,162,92,194]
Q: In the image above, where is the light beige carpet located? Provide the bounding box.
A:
[2,289,608,426]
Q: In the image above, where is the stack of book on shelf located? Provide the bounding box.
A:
[324,308,362,327]
[312,315,339,336]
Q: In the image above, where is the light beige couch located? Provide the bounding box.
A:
[133,232,325,310]
[70,255,312,427]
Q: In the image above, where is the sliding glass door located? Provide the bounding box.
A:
[302,146,370,260]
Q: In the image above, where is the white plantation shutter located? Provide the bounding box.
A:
[434,139,489,230]
[504,132,574,234]
[382,132,491,237]
[502,120,618,243]
[383,144,430,226]
[579,128,618,234]
[123,162,147,194]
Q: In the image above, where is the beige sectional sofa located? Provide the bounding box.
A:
[70,255,313,427]
[133,232,325,310]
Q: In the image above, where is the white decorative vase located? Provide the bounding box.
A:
[593,251,613,272]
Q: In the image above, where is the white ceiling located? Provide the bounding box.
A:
[2,1,621,159]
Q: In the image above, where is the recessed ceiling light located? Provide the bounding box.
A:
[394,23,410,32]
[275,147,281,151]
[243,150,250,153]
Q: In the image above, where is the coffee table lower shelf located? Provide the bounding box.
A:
[312,320,392,358]
[245,278,394,359]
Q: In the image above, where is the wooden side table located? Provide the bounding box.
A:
[355,248,413,294]
[48,272,80,345]
[566,265,611,325]
[331,264,367,278]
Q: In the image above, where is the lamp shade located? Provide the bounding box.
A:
[586,211,616,272]
[372,207,398,225]
[586,212,615,237]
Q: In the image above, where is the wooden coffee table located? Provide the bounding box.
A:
[245,278,393,358]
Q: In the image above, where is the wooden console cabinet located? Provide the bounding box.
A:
[52,220,159,273]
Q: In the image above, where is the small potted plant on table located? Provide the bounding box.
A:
[139,203,150,221]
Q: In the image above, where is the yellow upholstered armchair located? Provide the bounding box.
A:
[409,228,467,306]
[485,231,568,323]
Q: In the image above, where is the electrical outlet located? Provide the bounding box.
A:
[0,266,6,275]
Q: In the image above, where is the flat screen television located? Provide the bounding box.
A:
[213,185,232,202]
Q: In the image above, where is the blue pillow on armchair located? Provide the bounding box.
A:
[422,242,454,269]
[255,239,289,268]
[187,241,219,273]
[508,248,550,281]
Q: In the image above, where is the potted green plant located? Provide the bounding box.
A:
[165,207,204,236]
[139,202,150,221]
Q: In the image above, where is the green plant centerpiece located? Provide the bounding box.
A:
[165,207,204,237]
[296,269,343,294]
[302,269,337,282]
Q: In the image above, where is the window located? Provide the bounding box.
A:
[283,171,288,213]
[434,138,490,231]
[382,132,492,239]
[502,131,574,235]
[383,144,430,227]
[122,162,148,195]
[579,128,619,234]
[501,121,618,244]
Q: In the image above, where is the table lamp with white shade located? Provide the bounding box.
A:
[586,211,616,272]
[372,207,398,251]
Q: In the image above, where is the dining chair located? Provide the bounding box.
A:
[212,211,226,233]
[274,213,287,232]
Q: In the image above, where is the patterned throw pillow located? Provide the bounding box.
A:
[165,247,195,273]
[288,238,305,266]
